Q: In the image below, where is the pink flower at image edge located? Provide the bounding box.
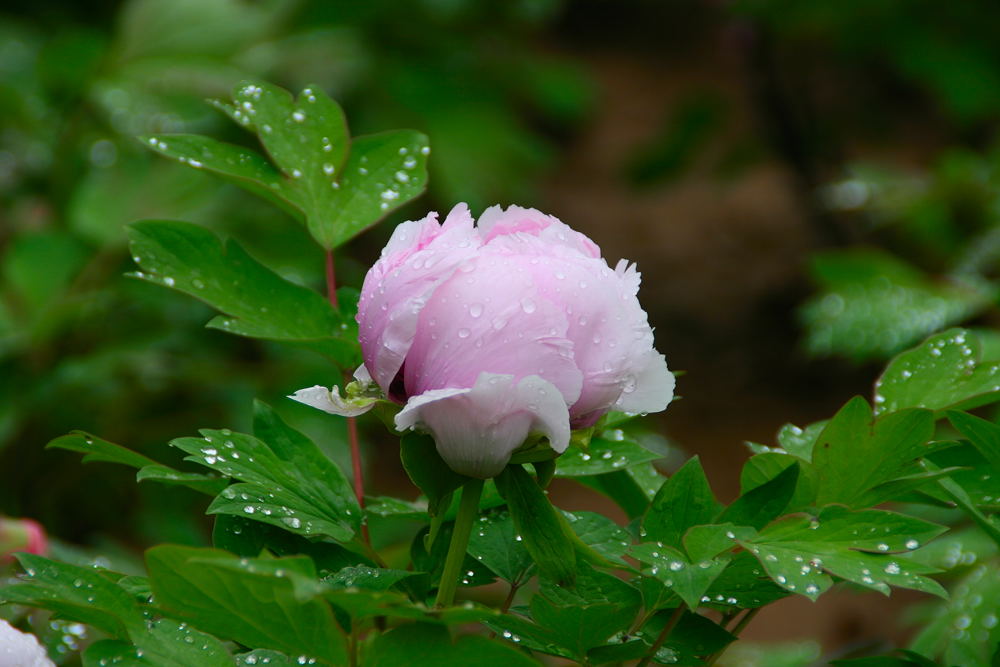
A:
[293,204,674,478]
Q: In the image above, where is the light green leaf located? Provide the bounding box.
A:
[565,511,632,566]
[683,524,757,562]
[128,220,358,365]
[875,328,1000,415]
[801,251,990,361]
[910,563,1000,665]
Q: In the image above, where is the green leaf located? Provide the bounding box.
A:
[630,543,729,609]
[466,509,534,584]
[776,421,827,462]
[172,427,360,542]
[574,467,657,519]
[47,431,157,469]
[212,514,360,574]
[128,220,358,365]
[719,464,799,529]
[83,641,146,667]
[946,410,1000,471]
[400,432,469,516]
[140,134,303,219]
[311,130,430,249]
[682,524,756,562]
[1,554,142,639]
[702,551,790,609]
[642,457,721,548]
[364,623,540,667]
[146,545,347,664]
[565,511,632,566]
[236,651,296,666]
[741,506,947,600]
[555,430,661,477]
[136,464,229,496]
[910,563,1000,665]
[151,82,430,250]
[875,328,1000,415]
[325,565,416,592]
[495,465,576,585]
[529,575,638,659]
[633,609,735,664]
[801,251,990,361]
[810,397,934,507]
[90,619,235,667]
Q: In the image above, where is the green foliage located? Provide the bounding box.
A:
[128,220,359,365]
[146,81,430,250]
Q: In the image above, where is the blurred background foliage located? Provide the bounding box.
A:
[5,0,1000,660]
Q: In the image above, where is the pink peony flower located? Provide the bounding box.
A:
[0,619,54,667]
[293,204,674,477]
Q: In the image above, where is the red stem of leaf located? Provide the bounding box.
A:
[325,248,369,544]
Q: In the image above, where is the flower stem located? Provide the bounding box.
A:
[434,478,484,608]
[325,248,369,544]
[637,603,685,667]
[705,608,761,666]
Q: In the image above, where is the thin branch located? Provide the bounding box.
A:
[325,248,369,545]
[637,603,686,667]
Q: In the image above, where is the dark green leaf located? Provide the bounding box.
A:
[466,509,534,584]
[364,622,540,667]
[574,467,656,519]
[565,511,632,566]
[811,397,934,507]
[47,431,157,469]
[325,565,416,592]
[211,514,360,575]
[136,464,228,496]
[140,134,303,219]
[236,650,296,666]
[172,427,360,542]
[947,410,1000,470]
[719,463,799,529]
[2,554,142,639]
[496,465,577,585]
[642,457,720,548]
[635,608,735,664]
[702,551,790,609]
[630,543,729,609]
[400,432,469,516]
[555,430,661,477]
[146,545,347,664]
[128,220,358,365]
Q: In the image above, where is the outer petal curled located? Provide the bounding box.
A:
[394,373,570,478]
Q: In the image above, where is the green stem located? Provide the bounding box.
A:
[434,478,484,608]
[637,603,685,667]
[424,491,454,553]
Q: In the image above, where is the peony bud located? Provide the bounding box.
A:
[0,518,47,562]
[294,204,674,477]
[0,619,54,667]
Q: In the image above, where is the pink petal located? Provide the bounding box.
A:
[395,373,570,478]
[403,252,583,406]
[356,206,479,392]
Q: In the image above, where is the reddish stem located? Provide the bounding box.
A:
[325,249,369,544]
